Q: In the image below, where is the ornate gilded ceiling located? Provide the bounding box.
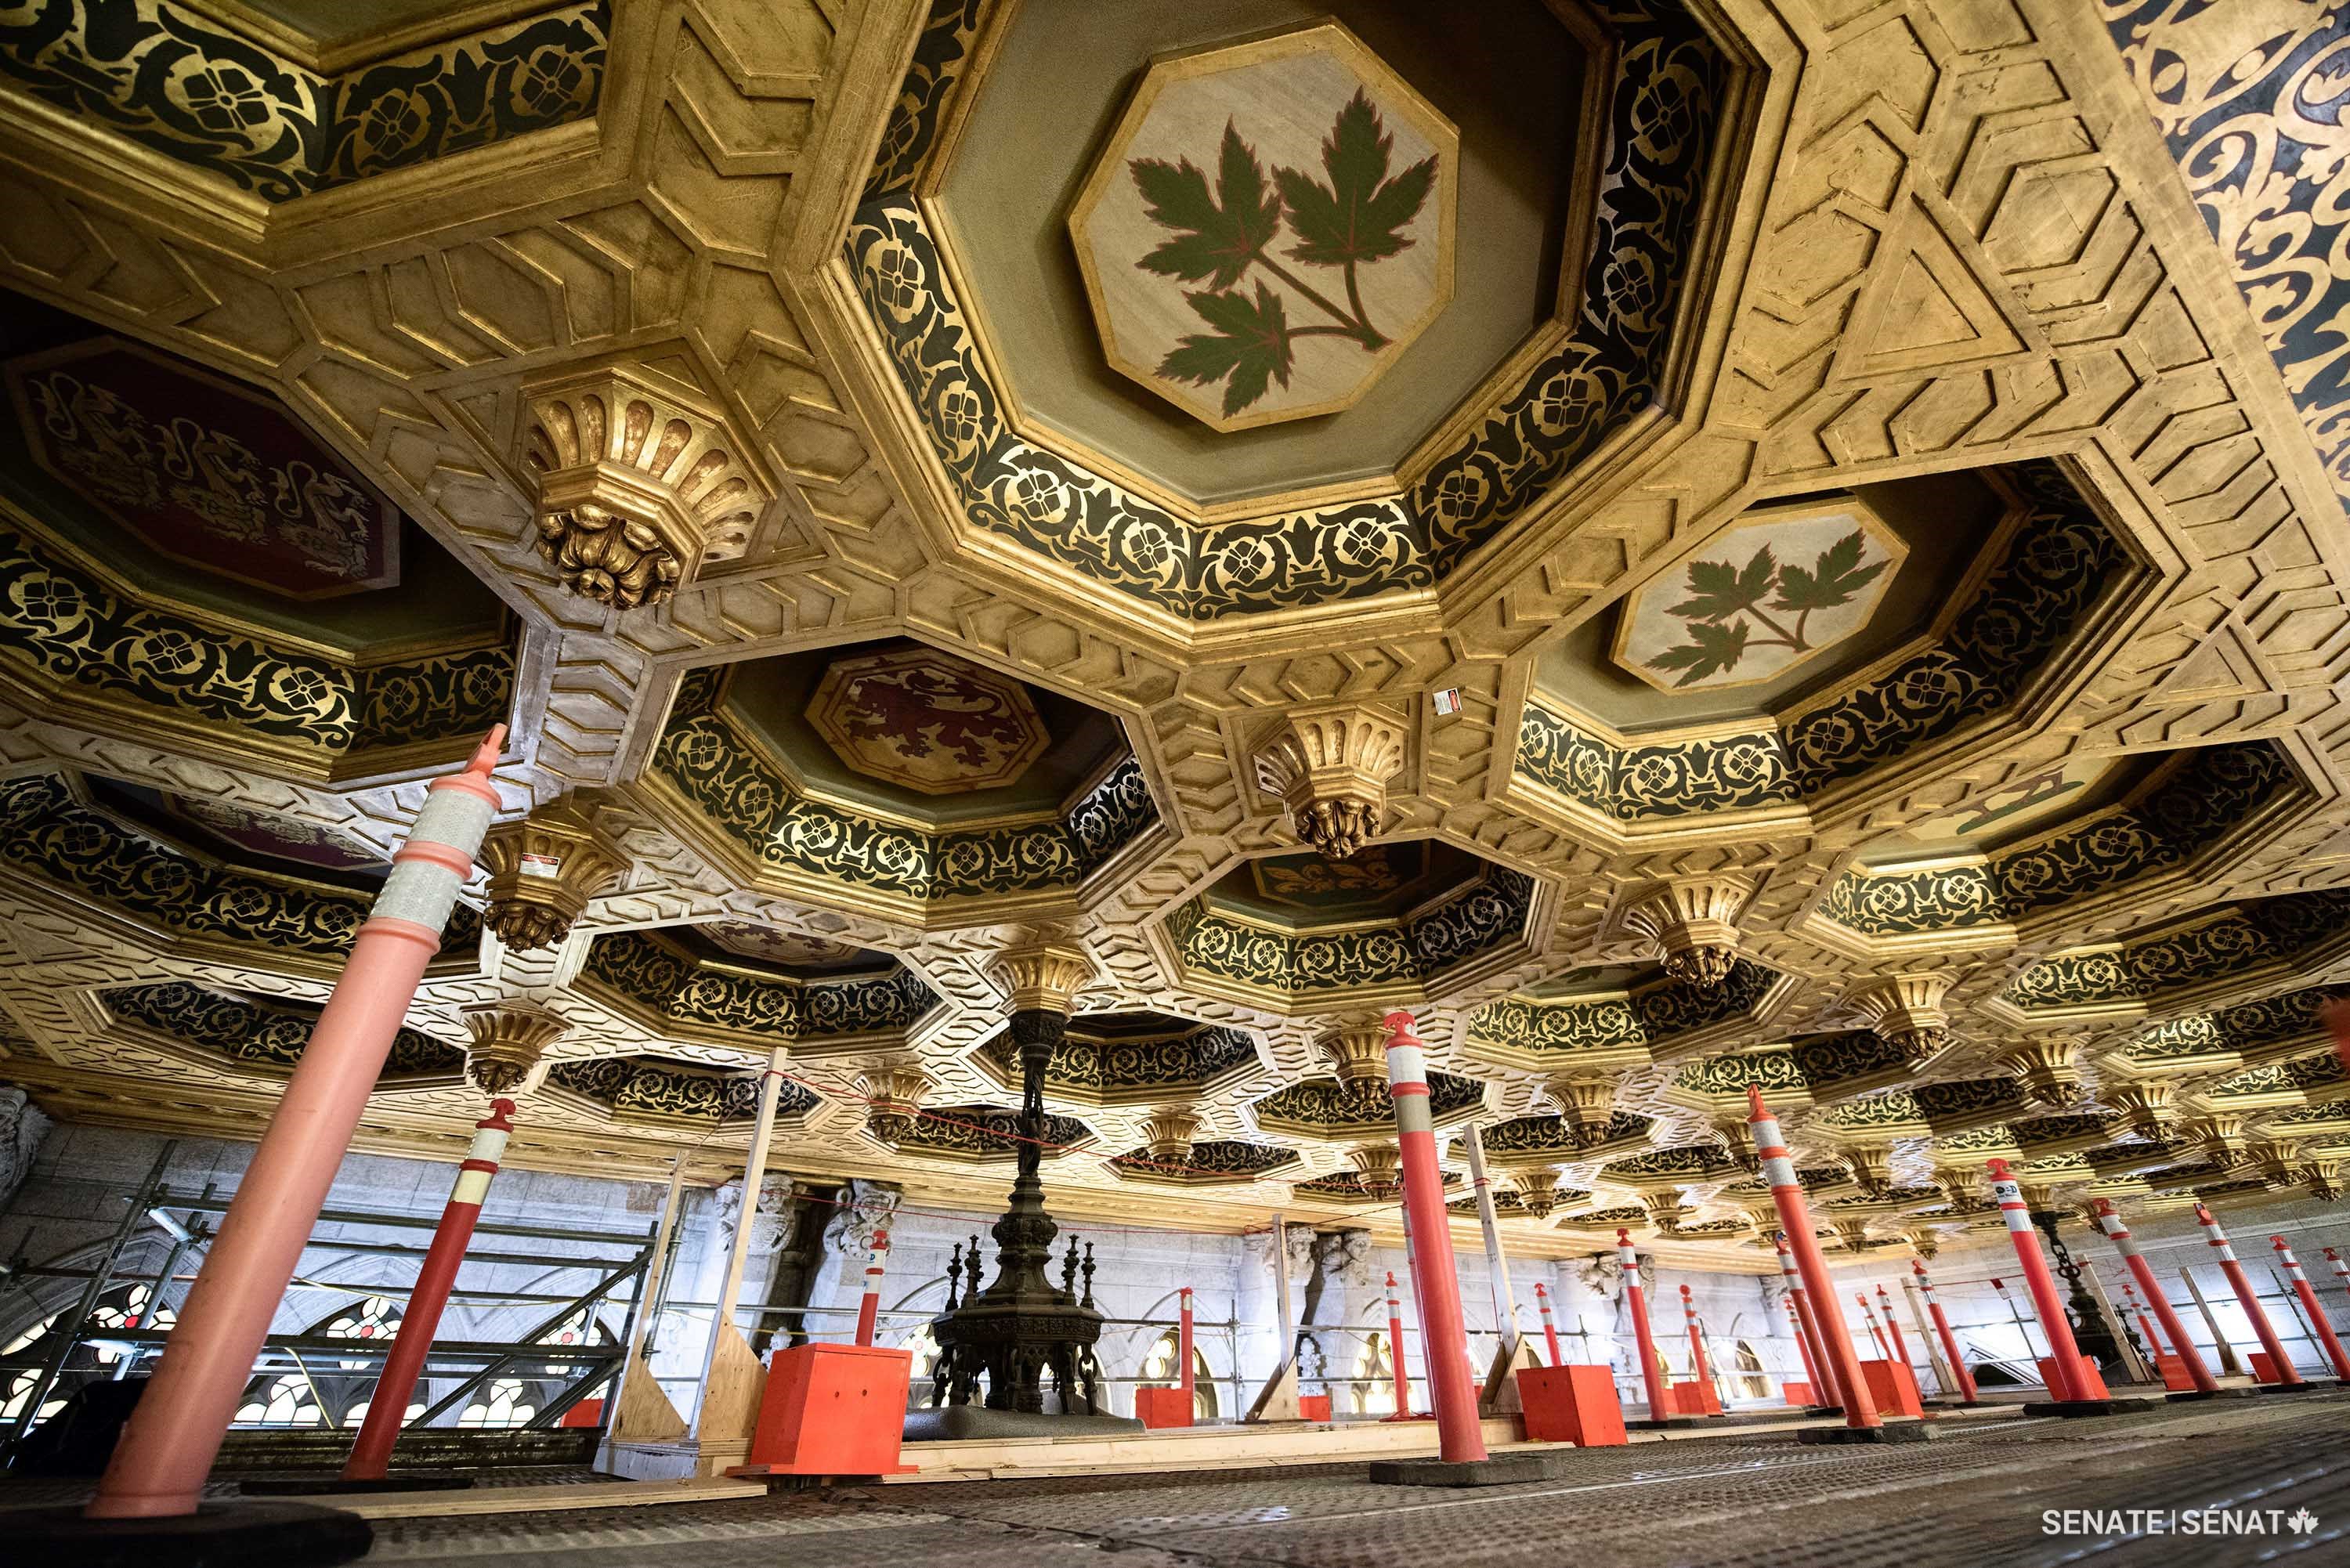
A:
[2,0,2350,1261]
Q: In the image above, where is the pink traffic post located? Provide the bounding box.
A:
[90,728,505,1519]
[344,1094,517,1480]
[1911,1259,1978,1404]
[2196,1202,2300,1386]
[2088,1199,2215,1396]
[2272,1237,2350,1381]
[1874,1284,1911,1368]
[1381,1012,1485,1462]
[1679,1284,1711,1393]
[1533,1281,1564,1366]
[1775,1231,1836,1408]
[1618,1229,1672,1422]
[853,1227,891,1346]
[1986,1158,2086,1403]
[1383,1272,1412,1416]
[1748,1089,1878,1431]
[1179,1286,1196,1404]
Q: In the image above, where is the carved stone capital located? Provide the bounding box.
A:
[857,1066,930,1145]
[1320,1025,1390,1085]
[1509,1168,1560,1217]
[522,363,770,609]
[478,796,628,952]
[1838,1142,1894,1200]
[996,945,1094,1016]
[2184,1113,2248,1164]
[1902,1229,1942,1261]
[1139,1108,1198,1159]
[1618,877,1752,986]
[1347,1143,1401,1195]
[2248,1140,2301,1184]
[1252,706,1408,861]
[1997,1038,2082,1108]
[1830,1218,1875,1253]
[1546,1071,1619,1132]
[1842,974,1953,1064]
[1710,1115,1760,1174]
[461,1003,569,1097]
[1933,1165,1986,1209]
[2107,1083,2173,1137]
[2298,1155,2342,1201]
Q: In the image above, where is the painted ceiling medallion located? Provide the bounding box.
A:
[805,647,1049,796]
[1613,499,1908,694]
[161,796,378,873]
[703,921,868,970]
[1067,22,1458,432]
[5,338,399,599]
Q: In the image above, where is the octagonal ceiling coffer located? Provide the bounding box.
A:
[1068,22,1458,432]
[807,645,1050,795]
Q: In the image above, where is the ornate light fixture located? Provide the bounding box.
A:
[2183,1113,2247,1165]
[1842,973,1952,1064]
[2106,1083,2173,1138]
[1251,706,1407,861]
[1618,877,1751,986]
[1831,1219,1875,1253]
[1139,1108,1198,1161]
[1347,1143,1402,1197]
[1546,1072,1618,1133]
[1711,1115,1760,1174]
[461,1003,568,1098]
[1508,1169,1560,1217]
[1838,1143,1894,1200]
[477,796,627,952]
[522,364,770,611]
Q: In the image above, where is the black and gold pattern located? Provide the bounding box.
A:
[548,1056,819,1125]
[1106,1140,1297,1183]
[1478,1110,1655,1158]
[0,524,513,757]
[1296,1168,1462,1202]
[1466,958,1781,1062]
[106,980,459,1076]
[978,1022,1256,1094]
[1823,742,2294,938]
[2102,2,2350,509]
[1251,1071,1485,1133]
[580,930,936,1042]
[1517,464,2132,821]
[653,670,1155,903]
[2003,890,2350,1009]
[844,2,1725,616]
[0,1,608,202]
[1673,1031,1910,1104]
[1600,1143,1737,1181]
[887,1102,1091,1160]
[1171,869,1535,996]
[0,774,479,963]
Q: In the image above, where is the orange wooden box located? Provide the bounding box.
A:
[1134,1386,1194,1429]
[1857,1359,1923,1418]
[1298,1393,1332,1422]
[2155,1354,2198,1391]
[1779,1380,1815,1407]
[732,1343,916,1477]
[2037,1353,2109,1398]
[1671,1380,1723,1416]
[1517,1364,1626,1447]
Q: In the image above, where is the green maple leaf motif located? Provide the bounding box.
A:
[1158,282,1294,417]
[1666,547,1776,623]
[1274,88,1436,269]
[1648,618,1749,686]
[1773,529,1885,611]
[1130,121,1282,291]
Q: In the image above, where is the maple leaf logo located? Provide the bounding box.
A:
[1130,89,1437,416]
[1647,529,1889,686]
[2288,1507,2318,1535]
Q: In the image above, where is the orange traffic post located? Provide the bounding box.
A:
[2089,1200,2220,1400]
[1180,1286,1196,1402]
[2196,1203,2303,1389]
[1775,1231,1836,1409]
[1874,1284,1911,1369]
[2121,1281,2162,1359]
[854,1227,891,1346]
[1679,1284,1718,1414]
[1856,1292,1893,1361]
[88,728,505,1527]
[1534,1280,1564,1366]
[1990,1160,2144,1415]
[2330,1246,2350,1304]
[1911,1260,1978,1405]
[2272,1237,2350,1382]
[344,1095,518,1481]
[1781,1292,1824,1402]
[1744,1088,1904,1441]
[1383,1271,1414,1418]
[1618,1229,1675,1425]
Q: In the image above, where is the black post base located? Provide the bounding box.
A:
[1370,1453,1571,1487]
[2020,1396,2165,1418]
[7,1501,370,1568]
[2164,1387,2258,1401]
[1797,1421,1936,1445]
[240,1470,474,1496]
[1802,1404,1844,1417]
[2251,1381,2337,1395]
[1625,1416,1701,1429]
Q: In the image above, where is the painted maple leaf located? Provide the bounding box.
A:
[1274,88,1436,273]
[1647,529,1886,685]
[1130,121,1282,291]
[1158,283,1296,417]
